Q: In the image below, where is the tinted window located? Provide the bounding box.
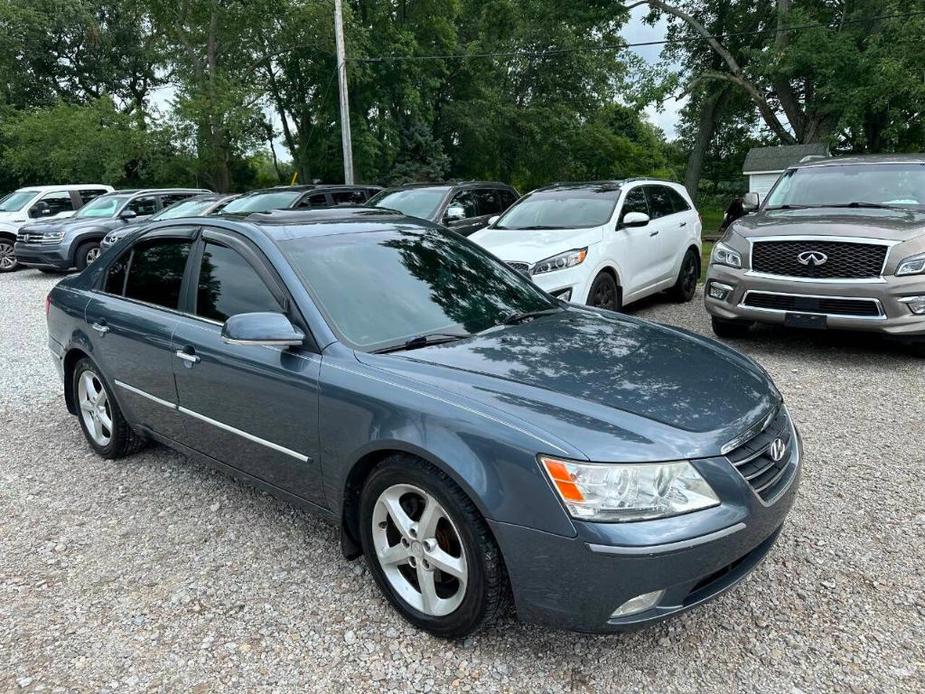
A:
[499,190,518,209]
[620,187,649,220]
[128,196,158,216]
[33,192,74,216]
[104,250,130,295]
[296,192,329,209]
[367,188,449,219]
[160,193,196,208]
[222,191,302,214]
[278,227,555,350]
[123,239,191,308]
[79,189,109,205]
[645,186,676,219]
[667,188,690,213]
[332,190,368,205]
[475,189,503,216]
[196,242,281,322]
[495,186,620,230]
[446,190,479,220]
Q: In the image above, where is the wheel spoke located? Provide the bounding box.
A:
[417,565,440,614]
[79,399,95,415]
[379,542,410,567]
[81,372,96,401]
[425,546,466,581]
[417,495,442,538]
[381,491,415,539]
[97,406,113,433]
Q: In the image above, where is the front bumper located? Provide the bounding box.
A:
[704,265,925,340]
[14,242,71,269]
[530,265,594,304]
[490,430,801,633]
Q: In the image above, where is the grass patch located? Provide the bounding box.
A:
[700,207,724,236]
[700,240,713,282]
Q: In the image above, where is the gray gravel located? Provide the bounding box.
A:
[1,269,924,693]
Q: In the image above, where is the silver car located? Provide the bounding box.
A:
[704,154,925,355]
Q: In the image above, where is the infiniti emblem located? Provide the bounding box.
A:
[797,250,828,266]
[769,438,787,462]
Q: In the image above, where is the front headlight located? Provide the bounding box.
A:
[532,247,587,275]
[540,456,720,522]
[43,231,65,242]
[711,241,742,269]
[896,253,925,276]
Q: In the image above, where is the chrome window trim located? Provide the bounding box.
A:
[747,235,898,280]
[738,290,886,320]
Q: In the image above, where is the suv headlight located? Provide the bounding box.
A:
[42,231,65,242]
[896,253,925,276]
[532,248,587,275]
[540,456,720,522]
[711,241,742,269]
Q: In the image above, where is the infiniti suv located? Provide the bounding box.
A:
[705,155,925,354]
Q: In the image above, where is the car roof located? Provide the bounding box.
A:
[15,184,113,193]
[377,181,515,192]
[107,188,212,195]
[795,153,925,169]
[227,207,426,241]
[241,184,382,196]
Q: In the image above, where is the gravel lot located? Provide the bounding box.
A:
[2,269,923,693]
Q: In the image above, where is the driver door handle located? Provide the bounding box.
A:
[649,229,660,237]
[91,322,110,335]
[679,222,687,227]
[175,350,200,364]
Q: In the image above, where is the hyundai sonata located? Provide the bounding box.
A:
[46,208,800,636]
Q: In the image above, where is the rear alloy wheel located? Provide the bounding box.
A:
[587,271,621,311]
[0,237,18,273]
[670,248,700,302]
[711,315,754,339]
[75,241,101,271]
[360,455,507,638]
[72,358,146,458]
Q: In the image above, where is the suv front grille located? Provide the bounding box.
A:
[725,407,795,503]
[751,240,887,279]
[17,231,53,244]
[742,291,883,317]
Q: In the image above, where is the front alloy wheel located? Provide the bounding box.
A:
[0,238,18,272]
[77,370,114,447]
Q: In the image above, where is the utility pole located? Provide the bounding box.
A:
[333,0,354,184]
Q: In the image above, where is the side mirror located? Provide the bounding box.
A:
[119,209,138,221]
[222,312,305,347]
[742,192,760,211]
[487,215,500,227]
[31,203,52,218]
[444,204,466,223]
[621,211,650,228]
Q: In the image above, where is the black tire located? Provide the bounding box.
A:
[909,342,925,358]
[74,241,101,271]
[72,357,147,459]
[711,315,754,339]
[586,271,622,311]
[0,235,18,273]
[359,454,508,638]
[670,248,700,302]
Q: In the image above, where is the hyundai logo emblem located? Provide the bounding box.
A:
[797,250,828,266]
[769,438,787,462]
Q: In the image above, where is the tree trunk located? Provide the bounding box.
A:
[684,87,727,202]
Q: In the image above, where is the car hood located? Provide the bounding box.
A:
[469,226,604,263]
[734,207,925,242]
[355,309,780,462]
[0,210,29,224]
[21,216,119,235]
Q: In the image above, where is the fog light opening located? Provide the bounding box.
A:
[610,589,666,618]
[899,295,925,315]
[551,288,573,302]
[708,281,734,301]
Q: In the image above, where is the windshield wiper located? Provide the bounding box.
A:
[372,332,470,354]
[765,204,814,210]
[501,307,563,325]
[827,201,904,210]
[497,225,562,230]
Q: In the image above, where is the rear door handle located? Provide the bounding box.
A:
[91,322,110,335]
[679,222,687,228]
[175,350,200,365]
[649,229,660,236]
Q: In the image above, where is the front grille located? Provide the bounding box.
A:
[17,231,53,244]
[742,291,882,317]
[506,261,532,273]
[752,240,887,279]
[725,407,795,503]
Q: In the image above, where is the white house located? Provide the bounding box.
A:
[742,143,829,199]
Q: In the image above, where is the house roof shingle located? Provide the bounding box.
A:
[742,144,829,174]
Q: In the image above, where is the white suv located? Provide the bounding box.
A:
[470,180,702,310]
[0,184,113,272]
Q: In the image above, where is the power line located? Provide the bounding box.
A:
[349,10,925,63]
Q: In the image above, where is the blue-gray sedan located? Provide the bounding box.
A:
[45,208,800,636]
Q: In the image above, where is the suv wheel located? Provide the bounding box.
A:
[587,272,622,311]
[0,236,18,273]
[73,358,146,458]
[359,455,507,638]
[711,315,754,339]
[670,248,700,302]
[75,241,101,271]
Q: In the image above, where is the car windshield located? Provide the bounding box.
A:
[495,187,621,230]
[765,163,925,211]
[221,191,301,214]
[154,198,216,220]
[367,188,448,220]
[278,227,556,350]
[76,195,129,218]
[0,190,38,212]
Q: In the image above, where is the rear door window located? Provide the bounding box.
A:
[645,186,676,219]
[195,242,282,322]
[475,189,504,216]
[331,190,367,205]
[159,193,196,209]
[667,188,691,213]
[79,189,109,205]
[297,192,330,209]
[121,238,192,309]
[127,195,158,216]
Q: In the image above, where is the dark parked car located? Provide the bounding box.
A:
[367,182,519,236]
[46,208,800,636]
[100,193,239,250]
[15,188,209,272]
[219,184,382,216]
